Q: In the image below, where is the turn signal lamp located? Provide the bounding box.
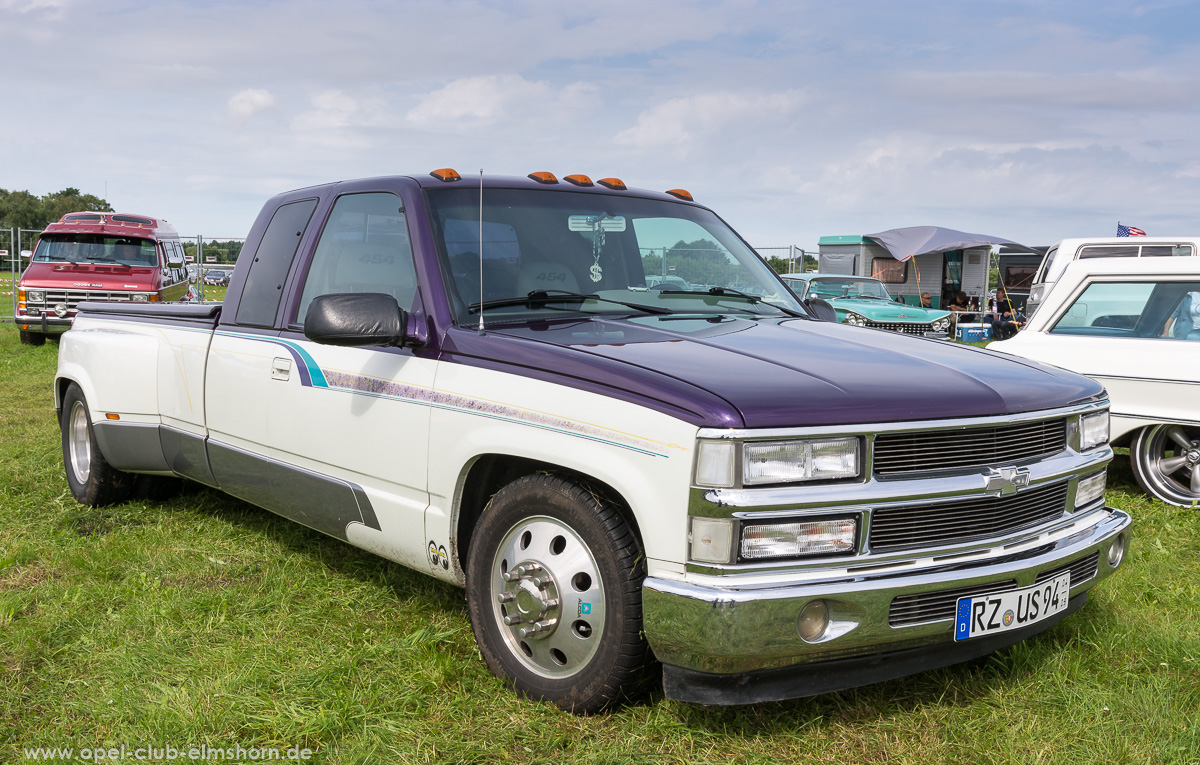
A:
[430,168,462,182]
[564,174,594,187]
[597,177,626,190]
[666,188,694,201]
[528,171,558,184]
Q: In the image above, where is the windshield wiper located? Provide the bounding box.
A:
[469,289,675,315]
[657,286,808,318]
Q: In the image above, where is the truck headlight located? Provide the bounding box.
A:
[130,293,151,302]
[26,289,45,303]
[743,437,860,485]
[1076,469,1107,508]
[740,517,857,560]
[688,516,859,564]
[1080,411,1110,451]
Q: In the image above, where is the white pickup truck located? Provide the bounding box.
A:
[55,170,1130,712]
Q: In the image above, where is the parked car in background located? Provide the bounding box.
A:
[1026,236,1199,318]
[203,269,230,286]
[991,257,1200,506]
[14,212,190,345]
[780,272,953,337]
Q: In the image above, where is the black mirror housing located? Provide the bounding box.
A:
[304,293,409,347]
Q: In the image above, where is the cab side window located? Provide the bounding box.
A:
[296,192,417,323]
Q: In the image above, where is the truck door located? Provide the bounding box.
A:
[229,191,434,572]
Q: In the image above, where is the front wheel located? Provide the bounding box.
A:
[466,475,652,713]
[61,383,135,506]
[1131,423,1200,507]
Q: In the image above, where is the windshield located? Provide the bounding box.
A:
[425,187,802,325]
[34,234,159,266]
[807,277,893,301]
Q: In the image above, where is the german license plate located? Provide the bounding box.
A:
[954,572,1070,641]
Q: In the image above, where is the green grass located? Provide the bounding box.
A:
[2,321,1198,764]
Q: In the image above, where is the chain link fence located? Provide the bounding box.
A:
[754,246,818,274]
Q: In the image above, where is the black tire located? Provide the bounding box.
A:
[1131,423,1200,508]
[61,383,135,507]
[19,330,46,346]
[466,474,652,714]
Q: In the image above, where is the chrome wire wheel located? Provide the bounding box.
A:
[67,399,92,486]
[1132,423,1200,507]
[488,515,606,679]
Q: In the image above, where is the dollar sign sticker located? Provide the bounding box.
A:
[589,263,603,282]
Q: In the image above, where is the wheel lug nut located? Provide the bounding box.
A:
[496,592,515,604]
[503,614,522,626]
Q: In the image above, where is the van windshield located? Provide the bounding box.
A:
[34,234,158,266]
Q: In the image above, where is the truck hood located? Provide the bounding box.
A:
[448,314,1104,429]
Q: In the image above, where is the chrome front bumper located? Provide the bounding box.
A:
[643,506,1130,703]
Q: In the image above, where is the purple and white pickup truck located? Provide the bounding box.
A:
[54,169,1130,712]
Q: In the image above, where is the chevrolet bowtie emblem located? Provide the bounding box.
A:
[984,467,1031,496]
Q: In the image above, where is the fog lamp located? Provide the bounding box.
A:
[798,599,829,642]
[54,303,69,317]
[1107,533,1125,568]
[740,517,857,560]
[1075,469,1107,509]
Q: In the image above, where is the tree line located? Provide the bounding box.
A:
[0,187,111,231]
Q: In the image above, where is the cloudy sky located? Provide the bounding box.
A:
[4,0,1199,250]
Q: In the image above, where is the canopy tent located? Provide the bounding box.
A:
[865,226,1038,261]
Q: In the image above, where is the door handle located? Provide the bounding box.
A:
[271,357,292,381]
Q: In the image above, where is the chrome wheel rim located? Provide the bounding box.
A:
[67,400,92,485]
[1139,424,1200,504]
[489,515,605,679]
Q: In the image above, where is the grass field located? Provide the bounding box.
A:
[1,320,1198,764]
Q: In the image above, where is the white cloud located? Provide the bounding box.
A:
[226,89,277,121]
[614,91,806,151]
[406,75,552,125]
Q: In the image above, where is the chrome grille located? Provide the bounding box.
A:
[1036,552,1098,587]
[864,321,934,335]
[30,289,137,309]
[873,418,1068,476]
[869,482,1069,553]
[889,579,1017,627]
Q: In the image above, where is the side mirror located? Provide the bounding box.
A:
[166,249,185,268]
[804,298,839,322]
[304,293,410,348]
[21,250,32,259]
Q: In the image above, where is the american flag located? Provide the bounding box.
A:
[1117,223,1146,237]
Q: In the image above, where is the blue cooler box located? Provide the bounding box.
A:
[956,323,992,342]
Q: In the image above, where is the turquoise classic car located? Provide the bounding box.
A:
[781,273,953,338]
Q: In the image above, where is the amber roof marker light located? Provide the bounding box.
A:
[430,168,462,182]
[528,171,559,184]
[563,174,594,187]
[597,178,627,190]
[665,188,694,201]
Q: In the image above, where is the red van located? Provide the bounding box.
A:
[15,212,191,344]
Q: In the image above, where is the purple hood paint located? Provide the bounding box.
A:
[439,315,1104,429]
